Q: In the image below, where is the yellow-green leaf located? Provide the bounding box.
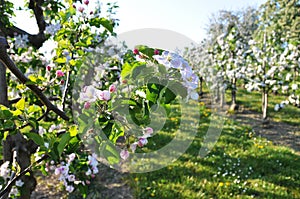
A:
[12,109,22,116]
[28,105,41,113]
[55,57,67,64]
[69,59,76,66]
[15,98,25,111]
[69,125,78,137]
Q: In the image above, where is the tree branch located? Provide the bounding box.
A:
[0,36,69,121]
[0,0,47,49]
[0,154,48,198]
[29,0,46,33]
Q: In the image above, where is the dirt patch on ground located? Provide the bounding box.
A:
[231,107,300,153]
[31,164,134,199]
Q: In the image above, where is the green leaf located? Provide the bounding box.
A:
[26,133,44,146]
[90,18,114,33]
[101,142,120,165]
[3,120,14,129]
[15,98,25,111]
[0,108,13,119]
[121,62,133,79]
[57,133,71,156]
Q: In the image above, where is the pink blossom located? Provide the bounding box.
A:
[66,185,74,193]
[68,153,76,163]
[56,70,64,77]
[80,85,100,103]
[120,149,129,160]
[109,84,117,93]
[98,90,111,101]
[78,6,85,13]
[138,137,148,147]
[143,127,153,136]
[130,143,138,152]
[67,174,76,182]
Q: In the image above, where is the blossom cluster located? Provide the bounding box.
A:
[120,127,154,160]
[52,153,99,193]
[45,23,61,36]
[14,34,29,49]
[153,51,199,100]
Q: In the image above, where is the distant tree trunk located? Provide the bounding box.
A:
[230,77,238,111]
[199,76,203,96]
[219,86,225,108]
[262,87,268,121]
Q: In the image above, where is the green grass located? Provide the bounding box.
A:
[127,99,300,199]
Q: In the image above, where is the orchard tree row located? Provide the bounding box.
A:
[185,0,300,120]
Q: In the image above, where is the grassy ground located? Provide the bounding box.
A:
[229,88,300,126]
[127,93,300,198]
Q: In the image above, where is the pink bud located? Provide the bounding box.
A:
[90,11,94,15]
[85,180,91,185]
[133,49,139,55]
[78,6,84,13]
[122,79,127,84]
[46,65,51,71]
[109,84,117,93]
[60,80,65,85]
[56,70,65,77]
[72,4,76,9]
[91,174,96,178]
[84,0,89,5]
[154,49,160,55]
[84,102,91,109]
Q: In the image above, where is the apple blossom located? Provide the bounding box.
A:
[56,70,65,78]
[98,90,111,101]
[138,137,148,147]
[120,149,129,160]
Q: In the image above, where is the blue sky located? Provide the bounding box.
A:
[10,0,266,43]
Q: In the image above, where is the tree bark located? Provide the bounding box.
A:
[0,62,8,107]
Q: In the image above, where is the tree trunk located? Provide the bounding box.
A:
[0,62,8,106]
[262,88,268,121]
[0,52,37,199]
